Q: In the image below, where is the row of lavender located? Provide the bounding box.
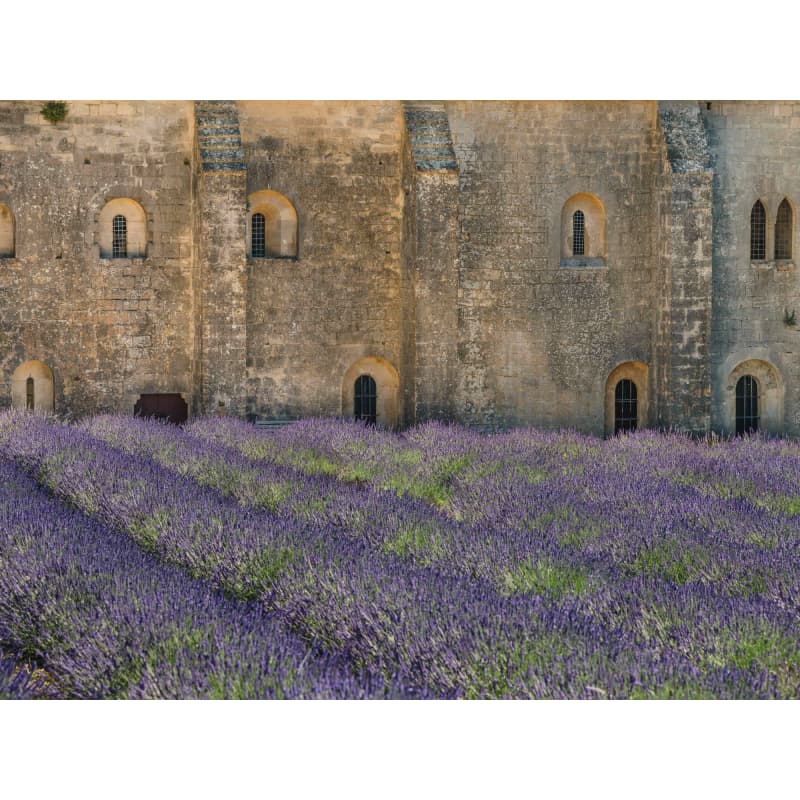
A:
[1,412,635,697]
[0,452,404,698]
[154,415,800,607]
[174,416,800,697]
[3,410,799,697]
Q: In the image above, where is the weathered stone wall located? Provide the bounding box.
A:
[193,101,247,417]
[657,102,713,435]
[447,101,666,434]
[237,101,406,421]
[403,102,460,424]
[9,99,792,438]
[0,101,195,415]
[703,101,800,435]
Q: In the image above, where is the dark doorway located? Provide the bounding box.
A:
[354,375,377,424]
[614,379,637,433]
[735,375,759,435]
[134,393,188,425]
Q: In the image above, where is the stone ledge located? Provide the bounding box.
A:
[752,260,795,271]
[560,257,607,269]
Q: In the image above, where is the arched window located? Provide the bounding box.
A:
[251,213,266,258]
[735,375,759,435]
[0,203,14,258]
[98,198,147,258]
[112,215,127,258]
[572,210,585,256]
[247,190,298,258]
[614,379,637,434]
[750,200,766,261]
[26,377,34,410]
[775,198,792,260]
[560,193,606,267]
[354,374,377,424]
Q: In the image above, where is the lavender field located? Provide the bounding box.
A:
[1,409,799,699]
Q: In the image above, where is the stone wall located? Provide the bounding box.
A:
[237,101,406,422]
[193,101,247,416]
[447,101,666,434]
[703,101,800,435]
[402,102,459,424]
[0,101,195,416]
[7,99,797,438]
[657,102,713,435]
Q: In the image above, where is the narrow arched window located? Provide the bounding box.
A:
[572,210,585,256]
[26,377,34,410]
[736,375,759,435]
[354,374,377,424]
[750,201,766,261]
[775,199,792,260]
[112,215,127,258]
[251,213,266,258]
[614,379,637,434]
[0,203,14,258]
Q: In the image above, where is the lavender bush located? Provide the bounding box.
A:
[0,454,403,698]
[2,410,799,698]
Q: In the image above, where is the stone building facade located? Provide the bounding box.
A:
[0,100,797,436]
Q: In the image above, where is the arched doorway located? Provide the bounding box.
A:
[604,361,648,436]
[11,361,55,412]
[342,356,400,428]
[725,359,783,436]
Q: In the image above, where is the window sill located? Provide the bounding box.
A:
[560,257,606,269]
[752,260,795,271]
[247,255,298,264]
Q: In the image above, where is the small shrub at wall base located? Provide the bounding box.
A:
[40,102,67,124]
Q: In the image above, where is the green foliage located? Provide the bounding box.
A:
[775,496,800,515]
[129,508,173,553]
[728,571,768,597]
[232,546,296,599]
[40,101,67,124]
[559,523,604,549]
[465,633,578,698]
[629,542,710,585]
[249,480,292,512]
[727,631,797,670]
[501,558,589,598]
[382,522,448,564]
[628,682,717,700]
[784,308,797,327]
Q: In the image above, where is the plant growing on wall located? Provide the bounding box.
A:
[40,101,67,124]
[783,308,796,327]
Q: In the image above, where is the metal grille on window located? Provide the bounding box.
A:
[251,213,266,258]
[614,379,637,434]
[112,214,127,258]
[572,210,585,256]
[775,199,792,260]
[26,376,33,411]
[735,375,759,435]
[750,201,766,260]
[354,374,377,425]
